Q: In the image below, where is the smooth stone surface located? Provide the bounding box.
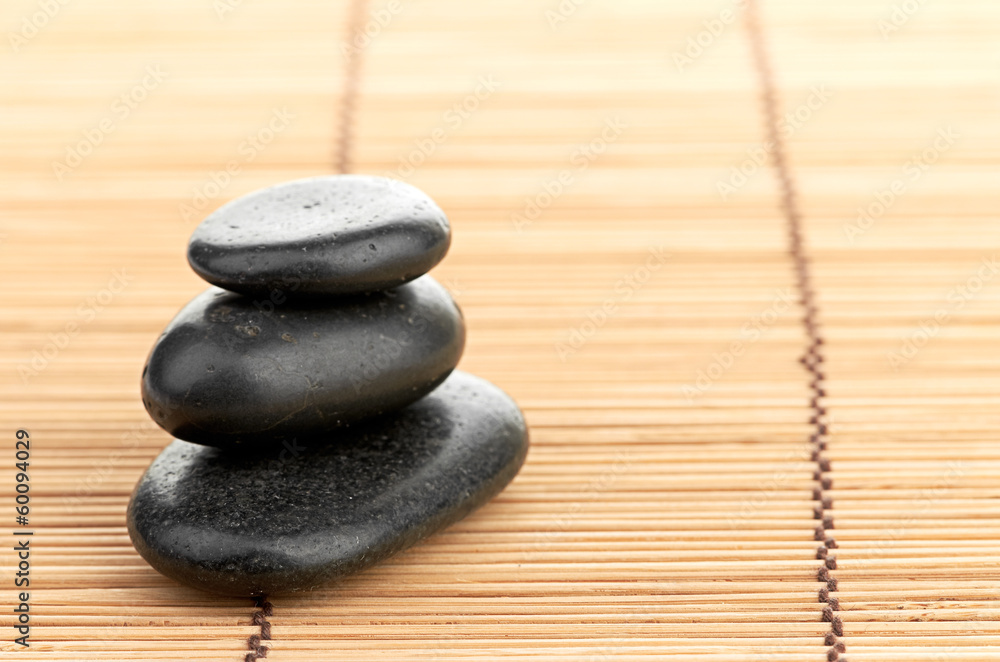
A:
[187,175,451,297]
[127,371,529,597]
[141,275,464,448]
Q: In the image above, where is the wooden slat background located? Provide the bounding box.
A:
[2,0,1000,659]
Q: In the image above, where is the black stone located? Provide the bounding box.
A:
[187,175,451,297]
[141,276,464,448]
[127,371,528,597]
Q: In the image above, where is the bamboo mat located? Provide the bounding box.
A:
[2,0,1000,659]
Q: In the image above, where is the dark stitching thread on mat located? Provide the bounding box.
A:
[245,597,274,661]
[744,1,845,659]
[335,0,371,173]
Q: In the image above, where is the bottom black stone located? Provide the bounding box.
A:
[126,371,528,597]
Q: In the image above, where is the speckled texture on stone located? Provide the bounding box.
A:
[187,175,451,297]
[141,275,464,448]
[127,371,528,597]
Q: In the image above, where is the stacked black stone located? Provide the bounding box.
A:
[127,176,528,597]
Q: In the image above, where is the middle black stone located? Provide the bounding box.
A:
[141,275,464,449]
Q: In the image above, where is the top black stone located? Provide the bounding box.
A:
[187,175,451,297]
